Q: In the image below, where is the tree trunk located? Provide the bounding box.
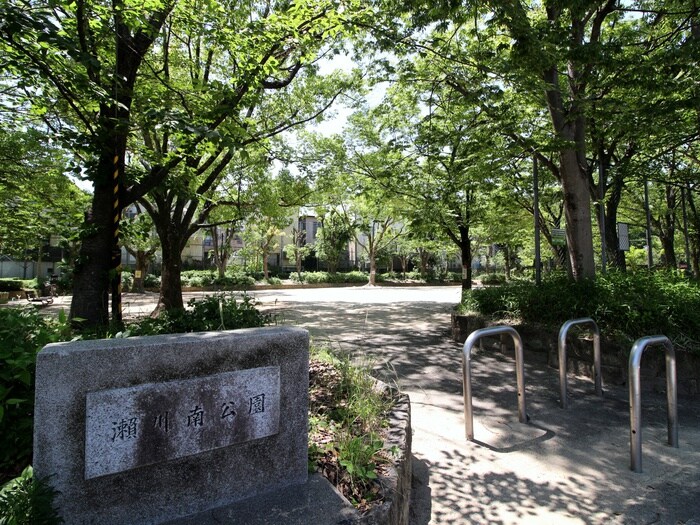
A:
[504,245,511,280]
[295,253,302,279]
[558,150,595,279]
[156,236,184,313]
[150,210,186,313]
[262,249,269,279]
[132,251,151,293]
[419,248,429,277]
[604,173,627,271]
[662,185,677,269]
[369,250,377,286]
[459,225,472,292]
[70,169,115,326]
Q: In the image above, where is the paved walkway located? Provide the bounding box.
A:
[246,286,700,525]
[40,287,700,524]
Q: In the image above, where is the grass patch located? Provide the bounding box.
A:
[308,346,396,512]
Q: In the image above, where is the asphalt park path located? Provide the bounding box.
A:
[39,287,700,524]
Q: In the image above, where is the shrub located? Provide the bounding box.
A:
[460,271,700,352]
[222,272,255,287]
[479,273,507,285]
[446,271,462,283]
[120,270,133,292]
[290,271,369,284]
[143,274,160,288]
[0,308,72,477]
[300,272,332,284]
[405,270,426,281]
[0,466,62,524]
[181,270,214,288]
[265,277,282,285]
[0,280,23,292]
[127,293,271,335]
[343,271,369,284]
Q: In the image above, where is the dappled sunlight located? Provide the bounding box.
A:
[67,287,700,523]
[262,289,700,523]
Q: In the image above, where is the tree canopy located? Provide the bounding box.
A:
[1,0,699,328]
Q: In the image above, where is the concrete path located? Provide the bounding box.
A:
[245,286,700,525]
[40,287,700,524]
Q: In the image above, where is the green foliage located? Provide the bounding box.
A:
[308,346,394,498]
[0,309,72,476]
[337,433,383,484]
[479,273,507,285]
[291,271,369,284]
[0,466,62,525]
[460,272,700,351]
[127,293,271,335]
[143,274,160,288]
[120,270,134,293]
[178,270,255,288]
[265,277,282,285]
[0,280,22,292]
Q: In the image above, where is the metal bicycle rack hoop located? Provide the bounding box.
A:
[462,326,527,441]
[558,318,603,409]
[628,335,678,473]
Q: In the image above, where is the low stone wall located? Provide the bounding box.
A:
[452,313,700,397]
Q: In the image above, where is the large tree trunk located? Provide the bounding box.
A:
[459,225,472,292]
[70,158,117,326]
[68,5,172,328]
[133,251,151,293]
[369,249,377,285]
[604,173,627,271]
[662,184,678,269]
[156,233,184,313]
[548,125,595,280]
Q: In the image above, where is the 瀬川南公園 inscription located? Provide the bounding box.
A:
[84,367,280,479]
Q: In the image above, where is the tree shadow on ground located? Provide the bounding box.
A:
[266,298,700,525]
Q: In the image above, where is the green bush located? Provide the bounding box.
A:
[180,270,255,288]
[120,270,133,292]
[460,271,700,351]
[405,270,426,281]
[127,293,271,335]
[181,270,214,287]
[343,271,369,284]
[291,271,368,284]
[143,274,160,288]
[0,309,72,477]
[221,272,255,287]
[479,273,507,285]
[0,466,62,525]
[446,271,462,283]
[265,277,282,285]
[0,280,23,292]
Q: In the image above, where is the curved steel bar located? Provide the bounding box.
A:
[629,335,678,473]
[462,326,527,441]
[558,318,602,409]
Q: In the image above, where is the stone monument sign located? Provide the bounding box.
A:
[33,326,309,525]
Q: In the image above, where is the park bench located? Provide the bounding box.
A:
[25,289,53,306]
